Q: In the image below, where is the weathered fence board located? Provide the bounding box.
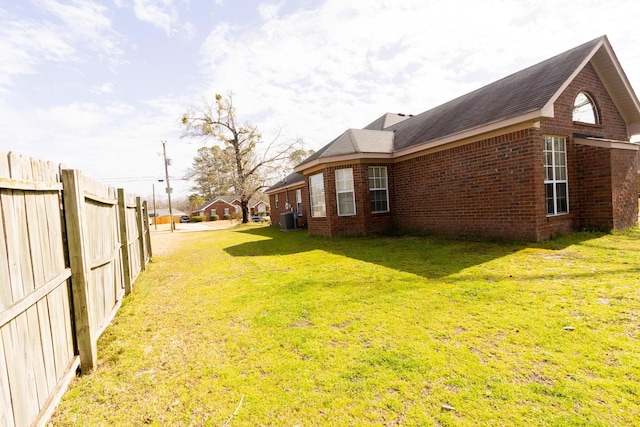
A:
[1,151,151,427]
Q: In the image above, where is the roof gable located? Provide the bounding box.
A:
[296,36,640,172]
[391,36,604,151]
[296,129,394,169]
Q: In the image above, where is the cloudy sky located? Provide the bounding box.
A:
[1,0,639,199]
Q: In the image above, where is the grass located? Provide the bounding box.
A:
[50,224,640,426]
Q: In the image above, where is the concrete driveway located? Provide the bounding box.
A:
[151,220,240,233]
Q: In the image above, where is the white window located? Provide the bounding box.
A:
[544,135,569,216]
[335,168,355,216]
[368,166,389,213]
[573,92,599,124]
[295,189,302,214]
[275,194,279,209]
[309,173,326,217]
[223,207,230,215]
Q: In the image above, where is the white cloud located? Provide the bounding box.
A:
[0,1,124,87]
[0,20,75,85]
[195,0,640,152]
[258,2,282,20]
[132,0,196,39]
[91,82,115,95]
[0,96,196,196]
[38,0,124,63]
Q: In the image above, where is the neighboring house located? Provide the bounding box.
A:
[192,195,270,220]
[268,36,640,241]
[266,172,308,228]
[150,208,187,225]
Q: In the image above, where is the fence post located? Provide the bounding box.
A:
[60,169,97,374]
[117,189,132,296]
[143,200,152,262]
[136,197,146,271]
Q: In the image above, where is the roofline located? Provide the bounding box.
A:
[294,152,393,174]
[393,111,546,159]
[197,197,239,211]
[295,114,545,174]
[541,37,605,116]
[597,37,640,137]
[541,35,640,139]
[264,180,306,195]
[574,137,639,151]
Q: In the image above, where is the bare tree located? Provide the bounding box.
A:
[182,92,302,223]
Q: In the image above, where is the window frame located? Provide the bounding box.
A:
[275,194,279,209]
[368,166,389,213]
[572,92,599,125]
[543,135,569,216]
[295,188,302,214]
[309,173,326,218]
[335,168,356,216]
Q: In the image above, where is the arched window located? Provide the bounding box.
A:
[572,92,599,124]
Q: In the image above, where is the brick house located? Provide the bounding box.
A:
[267,36,639,240]
[266,172,308,228]
[193,196,269,220]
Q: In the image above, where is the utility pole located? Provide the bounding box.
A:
[162,141,175,232]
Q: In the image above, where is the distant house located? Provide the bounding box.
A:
[149,208,187,225]
[266,36,639,240]
[192,195,270,220]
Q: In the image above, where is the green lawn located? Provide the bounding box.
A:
[51,225,640,426]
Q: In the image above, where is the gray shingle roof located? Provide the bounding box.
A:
[363,113,413,130]
[265,172,305,193]
[297,129,395,166]
[296,36,637,171]
[390,36,603,150]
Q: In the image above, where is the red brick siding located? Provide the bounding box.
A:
[269,185,308,229]
[304,62,638,240]
[611,148,639,229]
[394,129,541,240]
[540,61,637,234]
[574,145,614,229]
[202,200,239,220]
[360,163,395,235]
[306,164,395,237]
[543,63,628,140]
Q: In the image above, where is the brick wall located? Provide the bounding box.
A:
[540,61,637,233]
[306,163,395,237]
[202,200,239,220]
[394,129,541,240]
[303,62,638,240]
[574,145,614,229]
[611,148,639,229]
[269,184,308,229]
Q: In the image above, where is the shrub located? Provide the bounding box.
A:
[191,216,205,223]
[223,214,231,220]
[210,214,219,221]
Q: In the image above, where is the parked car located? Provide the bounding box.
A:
[179,215,190,223]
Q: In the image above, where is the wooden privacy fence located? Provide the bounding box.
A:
[0,151,151,427]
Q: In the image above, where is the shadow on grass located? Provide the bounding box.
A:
[223,226,607,280]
